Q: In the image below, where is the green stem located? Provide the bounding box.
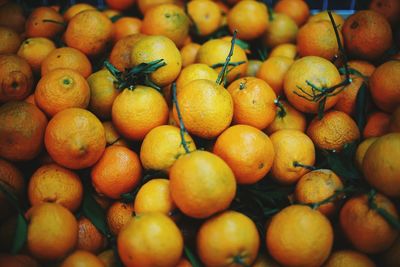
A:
[172,83,190,154]
[367,189,400,229]
[293,161,316,171]
[233,255,250,267]
[216,30,238,85]
[274,97,286,117]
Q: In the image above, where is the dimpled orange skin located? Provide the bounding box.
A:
[213,125,275,184]
[173,79,233,139]
[354,137,378,170]
[169,150,236,219]
[267,205,333,267]
[77,217,106,253]
[109,33,146,72]
[187,0,221,36]
[60,250,105,267]
[176,63,218,94]
[197,211,260,266]
[227,77,277,130]
[340,193,399,254]
[324,250,376,267]
[265,100,307,135]
[25,7,64,39]
[106,201,135,236]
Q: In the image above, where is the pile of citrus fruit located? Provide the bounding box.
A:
[0,0,400,266]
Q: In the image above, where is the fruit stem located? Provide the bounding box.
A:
[216,29,238,85]
[233,255,250,267]
[172,83,191,154]
[367,189,400,229]
[293,161,316,171]
[274,97,286,117]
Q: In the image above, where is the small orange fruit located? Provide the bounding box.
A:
[324,250,376,267]
[187,0,221,36]
[106,201,135,236]
[0,26,21,54]
[60,250,104,267]
[348,59,376,77]
[91,145,142,199]
[363,111,390,138]
[117,212,183,267]
[180,43,201,68]
[0,254,39,267]
[102,121,129,147]
[25,7,64,38]
[28,163,83,212]
[0,2,26,33]
[265,100,306,134]
[169,150,236,219]
[274,0,310,26]
[334,76,364,116]
[308,10,345,29]
[197,211,260,266]
[17,37,56,73]
[112,17,142,43]
[355,137,378,170]
[105,0,136,11]
[246,60,263,77]
[176,63,218,94]
[137,0,175,15]
[369,0,400,25]
[98,249,117,267]
[77,217,107,253]
[269,43,297,59]
[176,258,192,267]
[252,254,281,267]
[63,3,96,21]
[109,33,146,72]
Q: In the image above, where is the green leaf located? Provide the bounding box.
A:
[317,97,327,120]
[184,246,203,267]
[323,150,360,181]
[82,190,110,237]
[355,82,368,132]
[11,213,27,254]
[235,39,250,51]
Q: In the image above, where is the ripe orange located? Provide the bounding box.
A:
[265,100,306,134]
[140,125,196,172]
[355,137,378,170]
[102,9,121,19]
[227,0,269,40]
[60,250,105,267]
[340,193,399,253]
[102,121,129,147]
[0,2,26,33]
[389,106,400,132]
[109,33,146,71]
[246,60,263,77]
[263,13,298,48]
[106,0,136,11]
[169,150,236,218]
[0,101,47,161]
[274,0,310,26]
[369,60,400,112]
[180,43,201,68]
[213,125,275,184]
[63,3,96,21]
[25,7,64,38]
[197,211,260,266]
[176,258,192,267]
[369,0,400,25]
[26,203,78,261]
[41,47,92,78]
[187,0,221,36]
[348,59,376,77]
[118,212,183,267]
[45,108,106,169]
[362,133,400,197]
[141,4,189,48]
[173,79,233,139]
[334,76,364,116]
[267,205,333,267]
[269,129,315,185]
[112,17,142,43]
[28,163,83,212]
[77,217,107,253]
[0,254,39,267]
[65,10,113,56]
[91,145,142,199]
[269,43,297,59]
[256,56,294,95]
[137,0,175,14]
[308,10,345,29]
[176,63,218,94]
[294,169,343,216]
[363,111,390,138]
[342,10,392,60]
[106,201,135,236]
[283,56,342,113]
[0,26,21,54]
[17,37,56,73]
[307,110,360,151]
[324,250,376,267]
[98,249,117,267]
[112,86,169,140]
[0,54,33,103]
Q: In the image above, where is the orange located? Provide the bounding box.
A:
[0,159,25,221]
[266,205,333,267]
[265,100,306,134]
[197,211,260,266]
[333,76,364,116]
[176,63,218,94]
[340,193,399,253]
[26,202,78,261]
[269,43,297,59]
[63,3,96,21]
[0,101,47,161]
[106,201,135,236]
[348,59,376,77]
[227,0,269,40]
[382,236,400,267]
[256,56,294,95]
[25,7,64,38]
[196,38,248,83]
[102,121,129,147]
[141,4,189,48]
[274,0,310,26]
[173,79,233,139]
[134,178,176,216]
[169,150,236,219]
[45,108,106,169]
[102,9,121,19]
[362,133,400,197]
[269,129,315,185]
[0,2,26,33]
[252,254,281,267]
[354,137,378,170]
[106,0,136,11]
[176,258,192,267]
[308,10,345,29]
[117,212,183,267]
[369,0,400,25]
[28,163,83,212]
[294,169,343,216]
[283,56,342,113]
[389,106,400,132]
[0,26,20,54]
[187,0,221,36]
[77,217,107,253]
[17,37,56,73]
[60,250,104,267]
[213,124,274,184]
[87,68,119,120]
[112,17,142,43]
[180,43,201,67]
[109,33,146,71]
[227,77,277,129]
[0,54,33,103]
[91,145,142,199]
[137,0,175,14]
[297,20,343,60]
[363,111,390,138]
[41,47,92,78]
[98,249,117,267]
[140,125,196,172]
[112,86,169,140]
[65,10,113,56]
[324,250,376,267]
[35,68,90,117]
[0,254,39,267]
[307,110,360,151]
[246,60,263,77]
[342,10,392,61]
[130,35,182,87]
[369,60,400,112]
